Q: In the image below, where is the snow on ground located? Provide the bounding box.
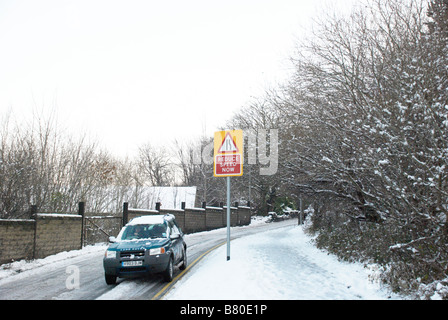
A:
[0,244,107,284]
[165,224,399,300]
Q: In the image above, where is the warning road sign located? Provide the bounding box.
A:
[214,130,243,177]
[218,132,240,153]
[213,130,243,261]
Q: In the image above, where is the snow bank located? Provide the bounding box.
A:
[165,225,398,300]
[0,244,106,283]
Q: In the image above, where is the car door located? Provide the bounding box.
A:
[169,221,182,263]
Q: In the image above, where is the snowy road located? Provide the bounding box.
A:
[165,224,398,300]
[0,218,295,300]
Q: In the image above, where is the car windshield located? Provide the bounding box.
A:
[118,223,168,241]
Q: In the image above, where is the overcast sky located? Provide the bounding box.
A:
[0,0,356,159]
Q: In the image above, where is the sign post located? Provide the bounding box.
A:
[226,176,231,261]
[214,130,243,261]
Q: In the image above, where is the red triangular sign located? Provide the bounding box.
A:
[218,133,239,153]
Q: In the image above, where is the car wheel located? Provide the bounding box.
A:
[179,247,187,271]
[105,274,117,285]
[163,256,174,282]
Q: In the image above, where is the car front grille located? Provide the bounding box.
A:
[120,250,145,259]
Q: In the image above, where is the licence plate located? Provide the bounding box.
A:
[122,261,143,267]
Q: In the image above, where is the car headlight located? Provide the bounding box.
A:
[105,250,117,259]
[149,247,166,255]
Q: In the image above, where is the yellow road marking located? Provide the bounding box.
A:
[151,241,226,300]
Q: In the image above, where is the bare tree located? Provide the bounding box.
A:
[138,143,174,186]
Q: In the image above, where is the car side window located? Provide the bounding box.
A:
[173,220,182,234]
[171,222,181,236]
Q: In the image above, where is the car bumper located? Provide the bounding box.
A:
[103,252,170,278]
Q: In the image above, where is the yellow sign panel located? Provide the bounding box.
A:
[214,130,243,177]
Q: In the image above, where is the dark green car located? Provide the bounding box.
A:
[103,214,187,284]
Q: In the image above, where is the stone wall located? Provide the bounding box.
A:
[0,203,254,265]
[0,214,82,264]
[237,206,251,226]
[205,207,224,230]
[0,219,35,264]
[126,203,253,235]
[34,214,82,259]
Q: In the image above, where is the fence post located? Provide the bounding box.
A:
[31,205,38,259]
[155,202,161,211]
[123,202,129,227]
[30,205,38,218]
[181,202,186,210]
[202,202,207,229]
[247,201,253,217]
[78,202,85,248]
